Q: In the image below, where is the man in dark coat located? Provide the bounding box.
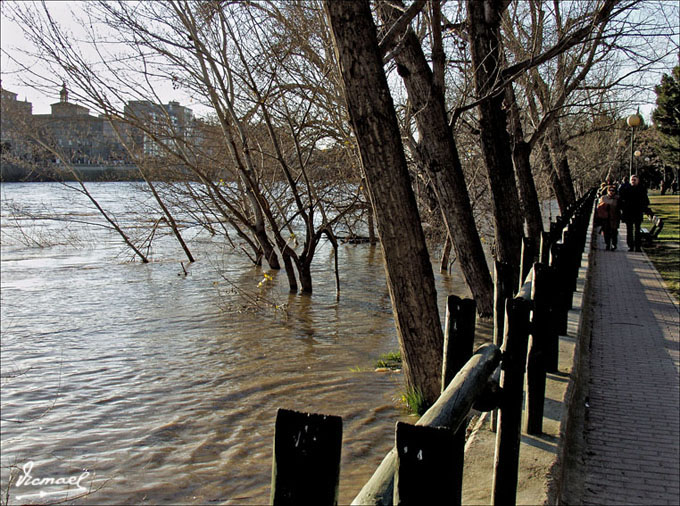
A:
[619,174,650,252]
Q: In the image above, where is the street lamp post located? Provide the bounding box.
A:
[627,112,642,177]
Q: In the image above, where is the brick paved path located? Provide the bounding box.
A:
[582,233,680,505]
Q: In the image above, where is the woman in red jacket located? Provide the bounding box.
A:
[596,185,621,250]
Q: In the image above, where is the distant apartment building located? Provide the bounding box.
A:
[1,84,195,166]
[124,100,195,158]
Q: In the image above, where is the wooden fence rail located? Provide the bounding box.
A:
[352,343,502,505]
[269,189,596,506]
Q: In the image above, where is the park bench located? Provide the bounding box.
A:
[641,215,664,245]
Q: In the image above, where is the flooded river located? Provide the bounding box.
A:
[0,182,490,504]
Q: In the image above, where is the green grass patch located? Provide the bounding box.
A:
[400,386,428,416]
[373,352,430,415]
[644,193,680,302]
[374,350,402,370]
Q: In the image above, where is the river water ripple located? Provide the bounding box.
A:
[1,182,490,504]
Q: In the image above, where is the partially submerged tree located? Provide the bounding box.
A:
[6,0,364,293]
[324,0,444,405]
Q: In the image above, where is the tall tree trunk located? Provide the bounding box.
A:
[505,83,544,253]
[548,124,577,204]
[378,1,494,316]
[467,0,524,287]
[526,89,571,216]
[541,143,570,215]
[440,234,453,273]
[324,0,444,405]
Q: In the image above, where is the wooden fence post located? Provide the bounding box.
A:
[561,225,578,301]
[539,231,551,265]
[441,295,476,504]
[442,295,477,391]
[270,408,342,506]
[352,344,502,505]
[492,261,515,432]
[549,242,569,340]
[576,205,589,250]
[492,297,531,506]
[518,237,536,290]
[494,261,515,347]
[525,263,552,434]
[393,422,457,506]
[549,218,563,243]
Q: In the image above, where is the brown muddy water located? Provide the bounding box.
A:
[0,182,493,504]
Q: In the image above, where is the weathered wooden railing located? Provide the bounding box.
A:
[269,190,596,506]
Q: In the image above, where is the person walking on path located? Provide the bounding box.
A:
[619,174,650,252]
[596,185,621,250]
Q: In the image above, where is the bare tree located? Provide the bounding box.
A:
[5,0,364,293]
[500,0,677,210]
[466,0,525,287]
[377,0,494,316]
[324,0,444,405]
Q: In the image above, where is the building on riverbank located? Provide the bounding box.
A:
[1,87,34,162]
[30,84,130,166]
[1,84,196,181]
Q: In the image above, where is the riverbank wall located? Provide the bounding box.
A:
[1,162,143,182]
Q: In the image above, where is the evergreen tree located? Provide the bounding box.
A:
[652,65,680,168]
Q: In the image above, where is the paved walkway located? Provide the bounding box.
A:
[582,229,680,505]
